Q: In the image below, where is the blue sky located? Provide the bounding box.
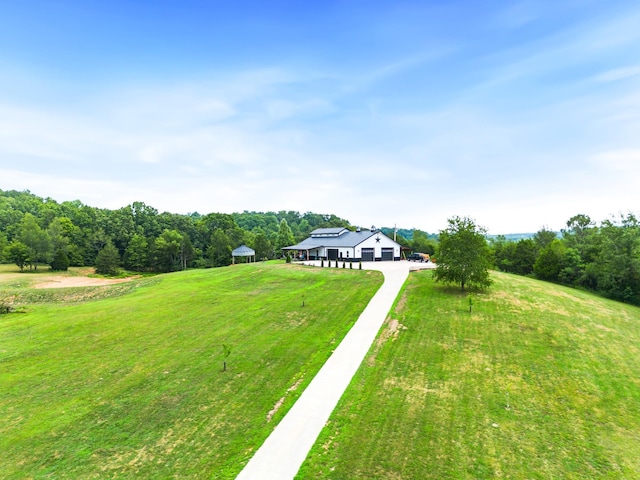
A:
[1,1,639,234]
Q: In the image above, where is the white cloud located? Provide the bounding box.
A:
[2,4,640,236]
[594,65,640,83]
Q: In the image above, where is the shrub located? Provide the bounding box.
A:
[50,250,70,271]
[0,303,13,315]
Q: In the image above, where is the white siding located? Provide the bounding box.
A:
[358,233,400,259]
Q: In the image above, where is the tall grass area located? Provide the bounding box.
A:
[299,270,640,479]
[0,263,382,479]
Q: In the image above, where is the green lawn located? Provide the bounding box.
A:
[0,263,383,479]
[298,270,640,479]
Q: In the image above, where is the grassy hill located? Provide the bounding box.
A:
[3,264,639,479]
[0,263,383,479]
[298,270,640,479]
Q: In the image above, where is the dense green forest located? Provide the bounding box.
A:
[0,189,434,273]
[1,189,637,306]
[0,189,346,272]
[489,214,640,305]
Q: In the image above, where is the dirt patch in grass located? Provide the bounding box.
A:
[367,317,407,366]
[267,378,304,422]
[34,276,139,289]
[394,292,408,313]
[491,290,533,311]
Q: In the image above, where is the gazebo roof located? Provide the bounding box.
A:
[232,244,256,256]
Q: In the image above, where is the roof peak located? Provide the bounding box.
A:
[310,227,349,237]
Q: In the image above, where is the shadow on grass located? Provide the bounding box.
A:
[434,284,489,296]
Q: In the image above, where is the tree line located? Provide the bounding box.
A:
[0,189,353,273]
[427,213,640,306]
[3,189,636,306]
[0,190,439,275]
[489,213,640,305]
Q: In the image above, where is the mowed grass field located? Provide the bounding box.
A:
[298,270,640,479]
[0,263,383,479]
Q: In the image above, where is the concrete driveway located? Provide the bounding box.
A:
[236,260,432,479]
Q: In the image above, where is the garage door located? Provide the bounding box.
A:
[327,249,338,260]
[381,248,394,261]
[361,248,374,262]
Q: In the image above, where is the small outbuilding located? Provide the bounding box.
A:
[232,244,256,264]
[282,227,401,262]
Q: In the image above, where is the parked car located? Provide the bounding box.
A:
[407,252,429,262]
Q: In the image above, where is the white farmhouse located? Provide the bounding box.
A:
[282,227,401,262]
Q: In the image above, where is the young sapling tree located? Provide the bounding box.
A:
[222,343,231,372]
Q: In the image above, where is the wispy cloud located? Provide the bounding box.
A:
[1,1,640,234]
[492,1,541,29]
[594,65,640,83]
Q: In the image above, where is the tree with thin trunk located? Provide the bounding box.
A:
[434,216,492,291]
[18,213,51,270]
[222,344,231,371]
[6,241,30,271]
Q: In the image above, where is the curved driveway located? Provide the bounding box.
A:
[236,261,433,480]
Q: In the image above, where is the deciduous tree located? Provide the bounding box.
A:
[434,216,492,291]
[124,233,148,271]
[18,213,51,270]
[591,213,640,304]
[252,232,273,260]
[533,226,557,250]
[154,229,184,272]
[207,230,232,267]
[534,239,565,281]
[411,230,437,255]
[6,241,30,271]
[512,239,538,276]
[0,232,7,262]
[491,235,517,273]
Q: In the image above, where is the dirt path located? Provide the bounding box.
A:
[33,276,139,289]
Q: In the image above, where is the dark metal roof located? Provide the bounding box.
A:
[283,230,391,250]
[310,227,349,237]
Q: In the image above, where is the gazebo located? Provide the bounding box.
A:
[232,244,256,264]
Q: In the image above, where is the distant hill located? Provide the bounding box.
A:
[380,227,438,241]
[381,228,541,243]
[487,232,537,241]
